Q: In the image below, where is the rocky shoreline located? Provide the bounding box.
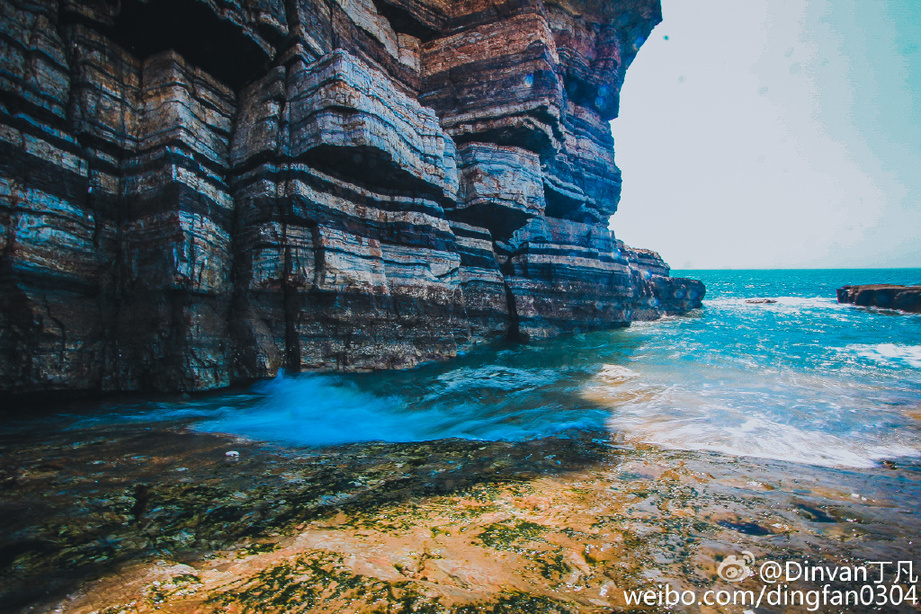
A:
[0,0,703,396]
[2,418,917,614]
[837,284,921,313]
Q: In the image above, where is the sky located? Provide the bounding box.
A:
[610,0,921,270]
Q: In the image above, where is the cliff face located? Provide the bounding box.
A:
[0,0,704,394]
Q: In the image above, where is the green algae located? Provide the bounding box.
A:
[535,549,572,582]
[476,519,548,551]
[234,541,281,558]
[205,548,576,614]
[205,551,448,613]
[455,592,574,614]
[206,552,360,611]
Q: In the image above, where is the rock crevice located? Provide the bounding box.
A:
[0,0,704,394]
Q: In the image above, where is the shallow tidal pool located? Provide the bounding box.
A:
[1,422,919,613]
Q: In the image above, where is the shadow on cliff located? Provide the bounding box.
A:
[0,424,618,613]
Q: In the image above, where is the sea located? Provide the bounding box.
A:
[45,268,921,470]
[4,268,921,612]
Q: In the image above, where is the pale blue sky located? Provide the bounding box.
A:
[611,0,921,269]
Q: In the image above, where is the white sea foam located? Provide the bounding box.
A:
[585,364,921,469]
[847,343,921,369]
[596,364,639,382]
[772,296,839,309]
[609,409,920,469]
[433,365,560,392]
[706,296,838,310]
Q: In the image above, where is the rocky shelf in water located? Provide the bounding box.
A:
[0,0,703,397]
[2,420,918,613]
[837,284,921,313]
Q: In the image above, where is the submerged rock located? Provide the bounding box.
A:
[3,423,917,613]
[0,0,704,395]
[837,284,921,313]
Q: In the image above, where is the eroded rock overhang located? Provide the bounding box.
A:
[0,0,703,394]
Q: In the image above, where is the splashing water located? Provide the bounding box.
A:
[193,369,609,446]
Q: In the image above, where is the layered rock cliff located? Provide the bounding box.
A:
[0,0,704,394]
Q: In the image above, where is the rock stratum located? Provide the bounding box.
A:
[0,0,704,394]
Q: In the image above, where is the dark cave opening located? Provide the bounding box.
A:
[371,0,441,42]
[104,0,270,90]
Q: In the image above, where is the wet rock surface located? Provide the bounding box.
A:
[837,284,921,314]
[1,420,918,613]
[0,0,703,395]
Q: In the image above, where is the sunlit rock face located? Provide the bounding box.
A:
[0,0,703,393]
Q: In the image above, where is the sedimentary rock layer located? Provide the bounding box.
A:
[0,0,703,394]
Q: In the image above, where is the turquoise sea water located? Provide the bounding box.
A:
[47,268,921,470]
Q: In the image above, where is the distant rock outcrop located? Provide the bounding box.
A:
[0,0,704,394]
[837,285,921,314]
